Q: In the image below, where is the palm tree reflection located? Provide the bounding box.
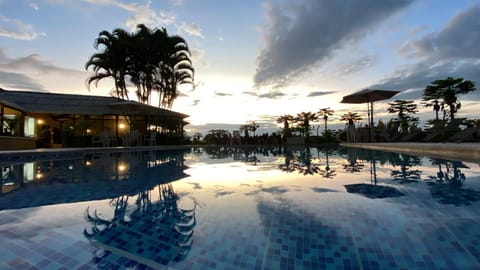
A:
[278,148,321,175]
[345,153,405,199]
[318,146,337,179]
[84,183,196,268]
[342,147,365,173]
[390,153,422,184]
[426,159,480,206]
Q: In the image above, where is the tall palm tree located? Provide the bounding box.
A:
[155,28,194,108]
[277,114,294,138]
[318,108,334,134]
[248,121,260,137]
[423,77,476,121]
[86,24,194,109]
[130,24,155,104]
[86,28,132,100]
[296,111,318,138]
[340,112,362,124]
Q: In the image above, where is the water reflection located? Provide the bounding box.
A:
[344,158,405,199]
[84,183,196,269]
[279,147,322,175]
[0,150,188,210]
[318,146,337,179]
[2,146,480,210]
[426,158,480,206]
[390,153,422,184]
[203,146,283,162]
[342,147,365,173]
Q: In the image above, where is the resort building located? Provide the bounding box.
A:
[0,88,188,150]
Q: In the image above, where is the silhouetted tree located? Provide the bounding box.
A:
[248,121,260,137]
[86,24,194,108]
[318,108,334,135]
[204,129,229,144]
[192,132,202,144]
[276,114,294,137]
[239,124,249,137]
[296,112,318,138]
[86,28,132,100]
[423,77,476,121]
[340,112,362,123]
[387,99,419,134]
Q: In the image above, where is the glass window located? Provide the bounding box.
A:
[24,116,36,137]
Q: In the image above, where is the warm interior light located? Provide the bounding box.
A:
[86,129,92,134]
[37,119,44,124]
[118,163,127,172]
[36,173,43,179]
[119,123,126,129]
[85,160,92,166]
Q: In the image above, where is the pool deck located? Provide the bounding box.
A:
[341,142,480,163]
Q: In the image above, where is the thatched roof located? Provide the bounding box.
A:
[0,88,188,119]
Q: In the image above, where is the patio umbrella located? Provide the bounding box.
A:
[341,89,400,142]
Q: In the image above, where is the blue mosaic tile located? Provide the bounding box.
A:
[2,148,480,269]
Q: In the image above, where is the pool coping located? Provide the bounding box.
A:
[2,143,480,164]
[0,145,193,164]
[341,142,480,163]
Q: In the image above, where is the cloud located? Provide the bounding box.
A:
[334,55,377,77]
[0,15,45,40]
[178,22,204,38]
[242,91,257,97]
[189,47,207,67]
[214,91,232,97]
[398,5,480,61]
[372,5,480,94]
[254,0,415,88]
[0,49,87,92]
[241,90,286,99]
[123,4,176,31]
[169,0,184,6]
[190,99,200,106]
[186,182,202,189]
[82,0,176,31]
[0,70,44,90]
[29,2,40,11]
[1,52,80,75]
[307,91,335,97]
[258,92,286,99]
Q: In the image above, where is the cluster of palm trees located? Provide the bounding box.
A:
[383,77,476,137]
[276,108,366,138]
[277,109,329,138]
[86,24,194,109]
[274,77,477,141]
[239,121,260,137]
[422,77,475,121]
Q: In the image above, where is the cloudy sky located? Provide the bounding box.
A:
[1,0,479,135]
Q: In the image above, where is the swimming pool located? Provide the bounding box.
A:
[1,146,479,270]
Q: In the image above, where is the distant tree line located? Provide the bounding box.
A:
[187,76,478,145]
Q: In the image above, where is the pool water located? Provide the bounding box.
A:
[1,146,480,270]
